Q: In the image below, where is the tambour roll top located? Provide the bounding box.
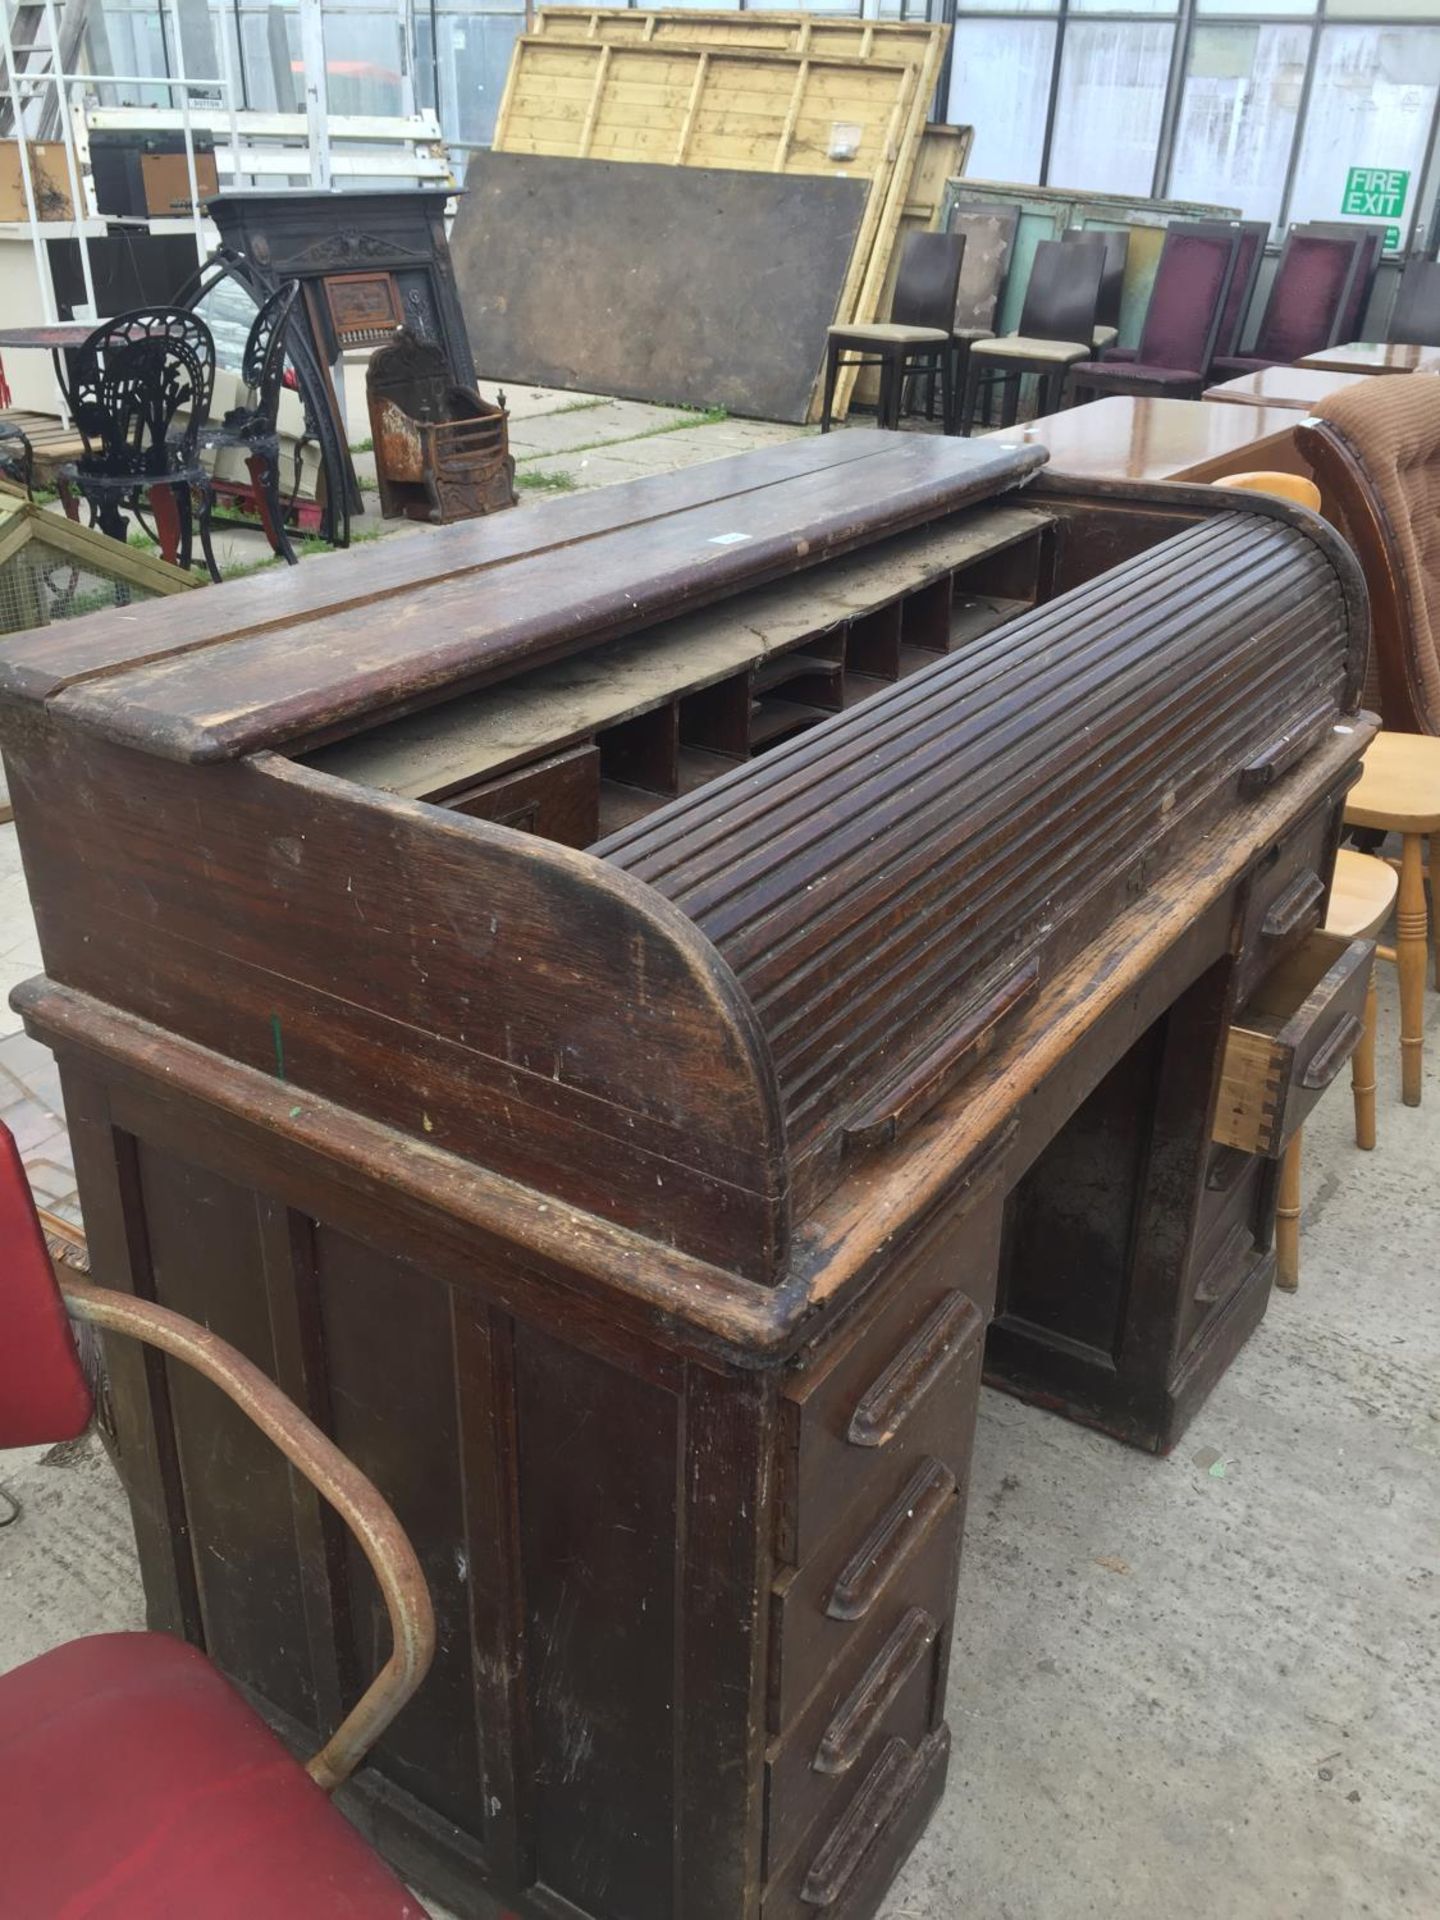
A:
[602,508,1362,1222]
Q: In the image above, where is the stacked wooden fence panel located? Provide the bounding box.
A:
[489,17,951,421]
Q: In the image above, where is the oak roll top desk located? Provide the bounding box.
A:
[0,434,1374,1920]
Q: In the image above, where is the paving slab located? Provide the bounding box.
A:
[508,396,694,458]
[519,418,807,492]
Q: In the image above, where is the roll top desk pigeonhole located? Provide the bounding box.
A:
[0,433,1375,1920]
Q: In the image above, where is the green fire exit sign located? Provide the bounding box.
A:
[1342,166,1409,223]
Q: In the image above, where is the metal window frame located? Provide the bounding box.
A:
[939,0,1440,255]
[52,0,1440,251]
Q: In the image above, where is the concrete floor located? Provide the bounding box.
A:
[1,388,1437,1919]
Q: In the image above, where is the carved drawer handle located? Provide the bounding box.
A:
[813,1607,939,1777]
[801,1738,920,1908]
[825,1458,955,1623]
[1262,870,1325,941]
[848,1292,982,1450]
[1301,1013,1365,1091]
[842,961,1039,1152]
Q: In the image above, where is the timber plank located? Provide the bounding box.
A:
[26,436,1044,760]
[0,432,904,704]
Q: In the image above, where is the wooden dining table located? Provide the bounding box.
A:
[983,394,1313,488]
[1204,365,1371,411]
[1297,341,1440,376]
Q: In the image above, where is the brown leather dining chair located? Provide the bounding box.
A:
[1295,375,1440,1108]
[961,236,1105,432]
[821,230,965,433]
[1062,224,1128,355]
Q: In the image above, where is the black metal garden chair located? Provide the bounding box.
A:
[0,421,34,497]
[57,307,221,583]
[194,279,302,565]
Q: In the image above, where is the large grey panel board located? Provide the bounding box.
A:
[451,151,871,424]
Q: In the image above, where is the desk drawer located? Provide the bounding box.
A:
[778,1282,985,1572]
[765,1600,941,1882]
[777,1200,998,1570]
[1214,932,1374,1157]
[763,1726,951,1919]
[1235,801,1335,998]
[770,1471,963,1734]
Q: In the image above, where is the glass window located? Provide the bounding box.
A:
[1287,25,1440,247]
[234,8,300,114]
[955,0,1059,15]
[1069,0,1177,14]
[1167,24,1309,231]
[947,19,1056,184]
[1197,0,1315,15]
[319,9,408,118]
[422,12,525,149]
[92,1,172,108]
[1323,0,1438,16]
[1047,21,1174,196]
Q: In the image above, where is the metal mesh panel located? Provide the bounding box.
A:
[0,528,164,636]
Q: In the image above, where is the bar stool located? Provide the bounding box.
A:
[1274,849,1397,1290]
[1343,736,1440,1107]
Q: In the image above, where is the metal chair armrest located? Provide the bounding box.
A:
[47,1227,434,1793]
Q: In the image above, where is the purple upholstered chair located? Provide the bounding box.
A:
[1209,230,1366,379]
[1293,222,1387,344]
[1103,217,1266,370]
[1065,227,1239,404]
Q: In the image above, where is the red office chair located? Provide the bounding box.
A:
[0,1121,437,1918]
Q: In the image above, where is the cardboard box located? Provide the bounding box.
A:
[141,151,220,220]
[0,142,75,223]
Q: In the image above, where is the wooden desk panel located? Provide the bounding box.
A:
[984,395,1310,487]
[1204,366,1370,410]
[1298,341,1440,376]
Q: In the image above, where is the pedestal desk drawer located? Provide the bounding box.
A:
[1234,801,1334,998]
[762,1726,952,1919]
[770,1470,963,1734]
[777,1200,998,1570]
[765,1599,941,1882]
[1213,932,1375,1157]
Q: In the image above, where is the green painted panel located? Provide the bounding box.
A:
[941,180,1240,349]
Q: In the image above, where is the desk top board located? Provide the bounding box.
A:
[0,430,1042,762]
[1298,341,1440,376]
[1204,366,1371,410]
[984,395,1306,487]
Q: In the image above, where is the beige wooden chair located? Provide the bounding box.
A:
[1274,849,1397,1290]
[1341,738,1440,1107]
[1211,474,1398,1290]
